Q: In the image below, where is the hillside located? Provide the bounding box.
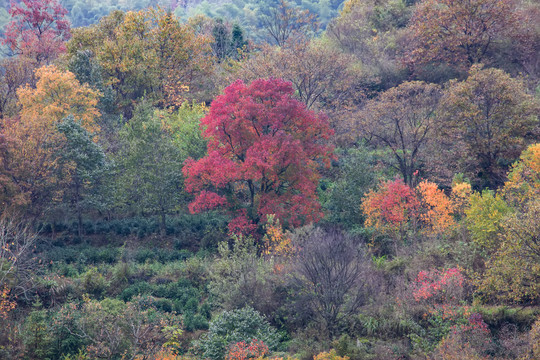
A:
[0,0,539,359]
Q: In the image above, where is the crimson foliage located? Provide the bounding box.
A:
[183,78,333,234]
[3,0,71,63]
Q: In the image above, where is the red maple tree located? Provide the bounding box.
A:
[362,178,420,230]
[183,78,334,235]
[3,0,71,64]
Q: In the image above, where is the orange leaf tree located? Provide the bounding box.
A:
[361,177,420,241]
[417,180,456,234]
[362,178,471,241]
[1,65,100,215]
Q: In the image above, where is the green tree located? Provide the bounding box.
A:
[164,102,208,161]
[321,145,382,228]
[212,18,231,61]
[23,300,53,360]
[56,115,107,238]
[115,103,183,235]
[475,198,540,304]
[230,23,248,59]
[465,189,511,252]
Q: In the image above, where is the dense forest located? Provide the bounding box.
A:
[0,0,539,359]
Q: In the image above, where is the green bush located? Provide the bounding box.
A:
[157,249,191,262]
[80,267,110,299]
[197,307,281,360]
[200,302,212,320]
[134,248,192,264]
[54,296,180,360]
[134,248,156,263]
[154,298,174,313]
[120,281,153,301]
[184,311,209,332]
[154,279,199,302]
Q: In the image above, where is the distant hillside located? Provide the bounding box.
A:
[0,0,345,31]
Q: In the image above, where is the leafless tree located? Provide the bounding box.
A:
[260,0,318,46]
[0,216,38,302]
[289,227,378,336]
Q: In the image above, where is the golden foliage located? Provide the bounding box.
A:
[1,65,100,213]
[503,143,540,208]
[474,197,540,303]
[0,286,16,319]
[417,180,455,234]
[451,181,472,216]
[313,349,349,360]
[262,215,292,257]
[17,65,101,133]
[68,8,214,114]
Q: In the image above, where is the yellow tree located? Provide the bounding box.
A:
[474,144,540,303]
[502,143,540,208]
[17,65,100,131]
[68,9,214,118]
[2,65,100,215]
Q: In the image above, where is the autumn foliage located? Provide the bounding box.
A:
[417,180,456,234]
[3,0,71,64]
[413,268,465,304]
[406,0,517,69]
[0,286,16,320]
[67,8,214,116]
[1,65,100,214]
[361,177,419,232]
[183,78,334,234]
[362,177,472,239]
[0,1,539,359]
[436,64,538,188]
[503,143,540,208]
[225,339,269,360]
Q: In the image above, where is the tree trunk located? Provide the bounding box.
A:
[160,210,166,237]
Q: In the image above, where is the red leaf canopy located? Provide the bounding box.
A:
[183,78,334,233]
